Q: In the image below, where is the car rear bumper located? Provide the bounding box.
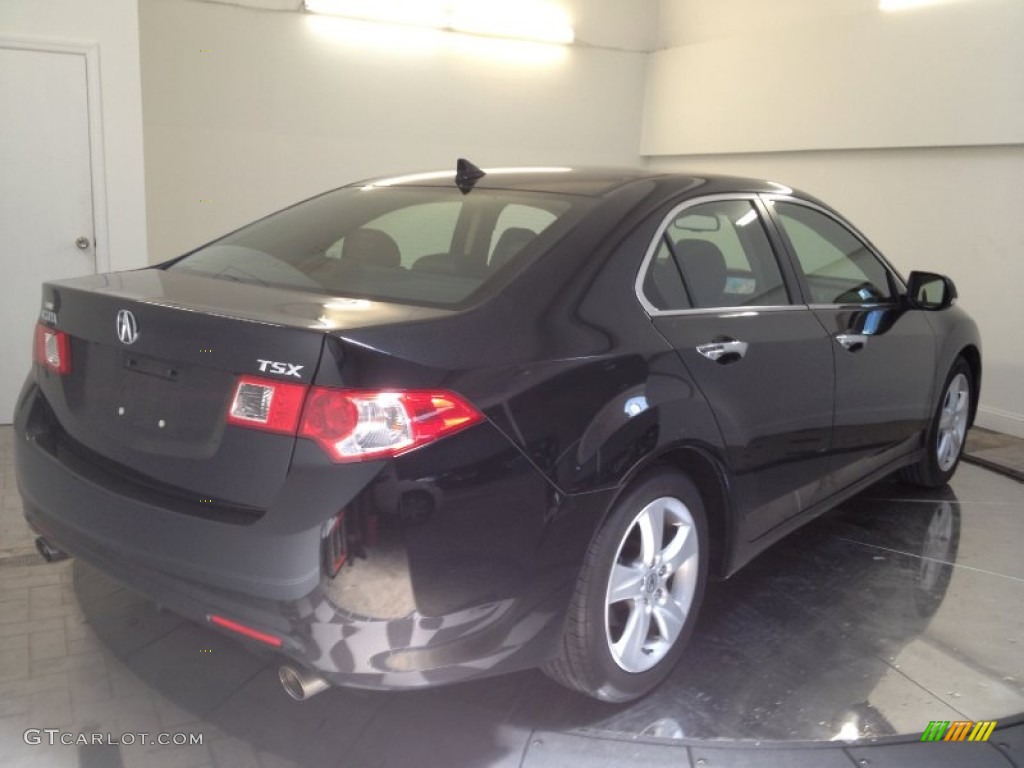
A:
[14,378,603,687]
[15,382,325,601]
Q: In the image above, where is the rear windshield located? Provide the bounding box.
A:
[166,186,592,306]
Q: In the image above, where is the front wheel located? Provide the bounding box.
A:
[901,358,973,488]
[543,469,708,702]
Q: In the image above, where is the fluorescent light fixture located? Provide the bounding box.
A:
[305,0,445,28]
[448,2,573,44]
[304,0,574,45]
[879,0,958,10]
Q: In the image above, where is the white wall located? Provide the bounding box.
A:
[0,0,149,272]
[644,0,1024,437]
[140,0,656,262]
[645,0,1024,155]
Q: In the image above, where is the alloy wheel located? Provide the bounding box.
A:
[936,373,970,472]
[604,496,700,673]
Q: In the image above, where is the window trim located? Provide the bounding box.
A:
[634,193,799,317]
[761,195,907,309]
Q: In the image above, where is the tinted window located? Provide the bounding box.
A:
[773,202,894,305]
[488,204,557,266]
[643,239,692,311]
[326,202,462,268]
[168,188,583,306]
[644,199,789,310]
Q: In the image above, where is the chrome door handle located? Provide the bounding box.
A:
[696,339,748,362]
[835,333,868,352]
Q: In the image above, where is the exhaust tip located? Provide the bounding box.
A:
[35,537,68,563]
[279,664,330,701]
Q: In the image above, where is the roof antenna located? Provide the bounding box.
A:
[455,158,486,194]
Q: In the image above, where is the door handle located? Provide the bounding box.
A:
[696,339,748,363]
[835,333,868,352]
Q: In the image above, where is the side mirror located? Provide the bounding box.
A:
[906,271,957,310]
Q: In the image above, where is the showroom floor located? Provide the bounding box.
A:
[1,424,1023,768]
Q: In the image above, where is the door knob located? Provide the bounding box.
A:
[75,236,91,250]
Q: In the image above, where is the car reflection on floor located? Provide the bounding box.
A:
[65,463,1024,765]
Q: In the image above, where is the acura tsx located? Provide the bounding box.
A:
[15,161,980,702]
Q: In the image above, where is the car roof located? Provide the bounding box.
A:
[350,165,807,200]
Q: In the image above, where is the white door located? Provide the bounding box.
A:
[0,45,97,423]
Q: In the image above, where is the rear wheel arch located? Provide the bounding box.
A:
[613,445,733,579]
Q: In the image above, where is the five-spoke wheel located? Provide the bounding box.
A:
[901,357,973,488]
[936,372,970,473]
[605,496,700,673]
[544,470,708,702]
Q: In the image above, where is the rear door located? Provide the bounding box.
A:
[766,199,936,493]
[639,196,835,540]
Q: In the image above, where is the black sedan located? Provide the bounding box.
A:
[15,161,980,702]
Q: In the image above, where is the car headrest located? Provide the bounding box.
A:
[490,227,536,271]
[342,229,401,268]
[676,239,727,308]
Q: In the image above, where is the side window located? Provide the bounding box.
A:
[649,199,789,310]
[773,202,894,305]
[643,238,692,311]
[326,201,462,268]
[487,204,558,269]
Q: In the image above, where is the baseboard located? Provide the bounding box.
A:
[975,405,1024,439]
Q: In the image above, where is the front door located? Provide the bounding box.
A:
[641,197,834,540]
[0,44,98,422]
[767,199,936,494]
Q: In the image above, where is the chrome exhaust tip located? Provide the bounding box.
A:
[35,537,68,563]
[279,664,330,701]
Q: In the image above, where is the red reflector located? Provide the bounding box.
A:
[325,511,347,577]
[34,324,71,375]
[299,388,483,462]
[207,614,283,648]
[226,376,306,434]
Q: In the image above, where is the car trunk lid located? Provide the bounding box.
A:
[33,269,451,509]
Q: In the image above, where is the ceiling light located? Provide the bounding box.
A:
[304,0,574,45]
[879,0,959,10]
[305,0,445,28]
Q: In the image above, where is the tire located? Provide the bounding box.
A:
[900,357,973,488]
[543,469,708,702]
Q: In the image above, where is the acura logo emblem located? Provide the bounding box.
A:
[116,309,139,345]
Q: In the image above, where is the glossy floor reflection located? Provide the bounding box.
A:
[7,463,1024,767]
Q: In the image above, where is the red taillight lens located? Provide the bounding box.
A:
[299,388,484,462]
[226,377,483,461]
[34,324,71,375]
[226,376,306,434]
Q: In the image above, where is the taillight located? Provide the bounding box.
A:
[299,389,484,462]
[226,379,483,462]
[226,376,306,434]
[34,324,71,375]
